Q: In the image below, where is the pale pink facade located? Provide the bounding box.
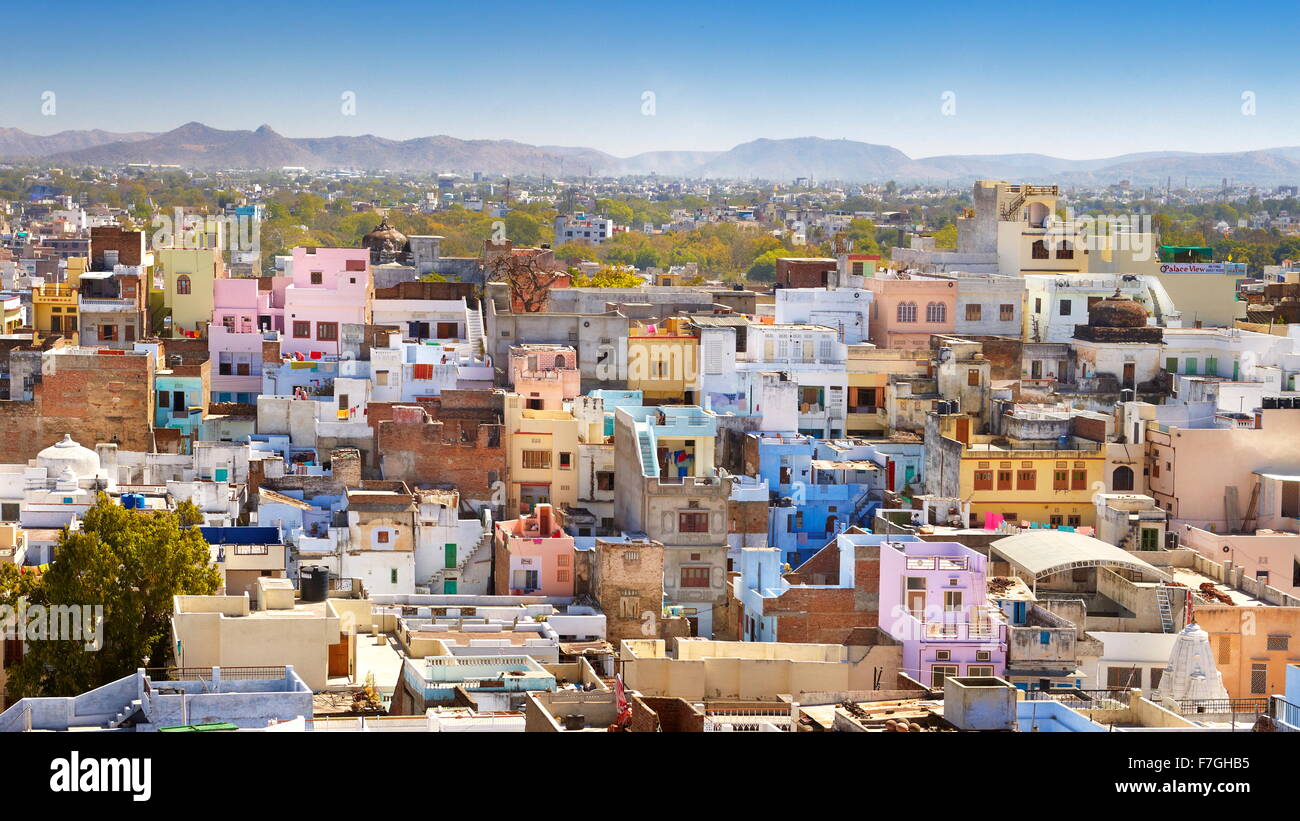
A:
[209,278,270,400]
[282,247,372,358]
[493,504,576,597]
[866,275,957,349]
[508,344,580,410]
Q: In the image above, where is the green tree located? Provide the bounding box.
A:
[570,265,644,288]
[843,218,881,255]
[0,496,219,697]
[505,211,543,246]
[747,248,784,282]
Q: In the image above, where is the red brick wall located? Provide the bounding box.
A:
[776,258,836,289]
[0,351,154,463]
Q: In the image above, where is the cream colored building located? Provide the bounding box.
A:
[170,588,384,691]
[619,637,899,701]
[504,393,580,515]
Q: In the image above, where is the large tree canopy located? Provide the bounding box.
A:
[0,495,219,698]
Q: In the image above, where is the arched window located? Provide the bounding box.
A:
[926,302,947,323]
[553,354,566,369]
[897,301,917,323]
[176,275,191,295]
[1112,465,1134,492]
[1031,240,1050,259]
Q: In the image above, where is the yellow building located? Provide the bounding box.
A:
[32,256,84,339]
[846,345,931,435]
[153,247,224,336]
[932,414,1104,528]
[504,393,580,515]
[627,316,699,404]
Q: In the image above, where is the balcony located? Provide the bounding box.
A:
[35,284,77,305]
[79,297,138,314]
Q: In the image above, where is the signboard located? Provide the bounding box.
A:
[1159,262,1247,275]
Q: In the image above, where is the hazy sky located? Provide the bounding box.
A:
[4,0,1298,159]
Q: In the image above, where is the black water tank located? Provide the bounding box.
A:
[1120,388,1135,402]
[1263,396,1279,409]
[300,566,328,602]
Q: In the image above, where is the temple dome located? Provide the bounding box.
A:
[1087,289,1148,328]
[362,216,410,264]
[36,434,100,479]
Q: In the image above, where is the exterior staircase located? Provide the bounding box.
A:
[107,699,144,729]
[636,424,659,477]
[465,303,487,358]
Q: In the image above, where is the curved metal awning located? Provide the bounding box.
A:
[990,530,1169,582]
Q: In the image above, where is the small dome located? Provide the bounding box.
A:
[362,216,410,264]
[36,434,101,479]
[1088,288,1148,328]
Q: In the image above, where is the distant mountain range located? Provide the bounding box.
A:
[6,122,1300,187]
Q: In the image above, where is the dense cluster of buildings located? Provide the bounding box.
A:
[1,179,1299,734]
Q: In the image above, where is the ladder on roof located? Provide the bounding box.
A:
[1156,586,1174,633]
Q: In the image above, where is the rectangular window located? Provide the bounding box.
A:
[965,303,981,321]
[1107,667,1141,688]
[310,271,323,285]
[966,665,994,678]
[100,324,118,341]
[377,530,389,544]
[1017,470,1036,490]
[1266,635,1290,652]
[931,665,959,688]
[1000,304,1014,322]
[679,511,709,533]
[316,322,338,341]
[1059,299,1072,316]
[521,450,551,470]
[412,363,433,380]
[967,368,980,386]
[1165,357,1178,374]
[293,321,311,339]
[596,471,614,491]
[1071,470,1087,490]
[558,452,572,469]
[680,566,710,587]
[1251,663,1268,695]
[1053,470,1068,490]
[997,470,1013,491]
[973,470,994,490]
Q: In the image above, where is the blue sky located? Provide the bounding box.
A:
[3,0,1299,159]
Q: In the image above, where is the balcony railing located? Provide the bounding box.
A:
[1021,688,1132,707]
[1174,697,1269,716]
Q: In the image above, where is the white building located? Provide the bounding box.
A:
[773,287,872,344]
[1024,274,1176,343]
[553,213,614,245]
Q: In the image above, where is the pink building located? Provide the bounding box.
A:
[492,504,575,597]
[866,274,957,349]
[508,344,580,410]
[282,247,372,358]
[208,278,272,402]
